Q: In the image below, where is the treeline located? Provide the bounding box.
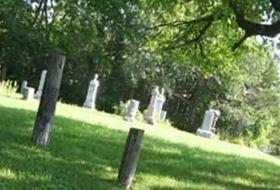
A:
[1,0,280,154]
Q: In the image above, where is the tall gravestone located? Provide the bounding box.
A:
[83,74,100,110]
[145,86,160,125]
[196,109,221,138]
[155,88,166,119]
[124,99,140,122]
[20,80,28,94]
[34,70,47,99]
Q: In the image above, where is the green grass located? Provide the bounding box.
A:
[0,95,280,190]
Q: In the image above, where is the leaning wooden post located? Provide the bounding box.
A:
[31,52,66,146]
[116,128,144,189]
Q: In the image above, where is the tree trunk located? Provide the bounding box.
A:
[31,52,66,146]
[0,63,7,81]
[187,77,206,132]
[102,33,127,112]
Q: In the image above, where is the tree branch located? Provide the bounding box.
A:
[185,15,214,43]
[146,15,214,31]
[232,34,249,50]
[270,0,280,12]
[31,0,44,27]
[230,1,280,49]
[165,15,214,51]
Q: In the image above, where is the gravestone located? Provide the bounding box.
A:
[196,109,221,138]
[20,80,28,94]
[145,86,160,125]
[155,88,166,119]
[83,74,100,110]
[23,87,35,101]
[160,111,167,121]
[124,99,140,122]
[34,70,47,99]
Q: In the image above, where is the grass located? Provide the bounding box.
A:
[0,94,280,190]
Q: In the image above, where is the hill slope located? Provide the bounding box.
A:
[0,94,279,190]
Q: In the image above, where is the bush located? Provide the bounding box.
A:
[136,110,144,122]
[113,100,130,116]
[267,127,280,155]
[0,80,18,96]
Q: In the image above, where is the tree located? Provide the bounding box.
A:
[212,48,280,150]
[32,52,65,145]
[142,0,280,50]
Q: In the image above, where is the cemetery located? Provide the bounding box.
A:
[0,74,280,189]
[1,0,280,189]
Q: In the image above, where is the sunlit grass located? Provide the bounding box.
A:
[0,95,280,189]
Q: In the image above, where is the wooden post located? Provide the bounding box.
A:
[116,128,144,189]
[31,52,66,146]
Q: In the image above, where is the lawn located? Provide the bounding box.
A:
[0,94,280,190]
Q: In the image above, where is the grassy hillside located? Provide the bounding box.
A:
[0,94,280,190]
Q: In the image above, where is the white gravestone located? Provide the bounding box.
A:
[155,88,166,119]
[145,86,160,125]
[23,87,35,101]
[34,70,47,99]
[83,74,100,110]
[196,109,221,138]
[20,80,28,94]
[124,99,140,122]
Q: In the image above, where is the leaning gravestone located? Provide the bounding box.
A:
[23,87,35,101]
[145,86,160,125]
[83,74,100,110]
[155,88,166,119]
[196,109,221,138]
[34,70,47,99]
[124,99,140,122]
[20,80,28,94]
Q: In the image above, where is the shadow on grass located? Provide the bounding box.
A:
[0,105,279,190]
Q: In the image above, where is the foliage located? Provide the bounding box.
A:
[113,100,130,116]
[136,110,144,122]
[0,95,280,189]
[113,100,145,122]
[0,80,18,96]
[211,46,280,152]
[268,127,280,155]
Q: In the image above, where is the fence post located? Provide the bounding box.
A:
[116,128,144,189]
